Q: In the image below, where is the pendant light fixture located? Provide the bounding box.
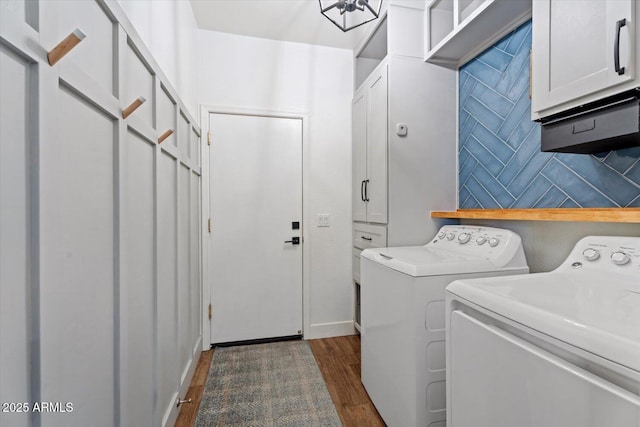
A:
[319,0,383,32]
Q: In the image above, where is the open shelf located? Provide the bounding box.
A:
[424,0,531,67]
[355,16,387,90]
[430,208,640,223]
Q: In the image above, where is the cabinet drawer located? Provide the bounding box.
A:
[353,223,387,250]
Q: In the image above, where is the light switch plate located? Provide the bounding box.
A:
[318,214,330,227]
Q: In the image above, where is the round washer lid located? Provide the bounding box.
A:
[361,246,526,277]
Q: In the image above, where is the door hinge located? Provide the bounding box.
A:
[208,303,212,320]
[207,131,211,146]
[208,218,212,233]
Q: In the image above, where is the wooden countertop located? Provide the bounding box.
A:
[430,208,640,223]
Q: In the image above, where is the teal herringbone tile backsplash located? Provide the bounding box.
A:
[458,20,640,208]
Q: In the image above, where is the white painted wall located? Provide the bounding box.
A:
[198,30,355,339]
[117,0,198,117]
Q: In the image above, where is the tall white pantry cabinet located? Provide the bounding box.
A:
[351,4,457,329]
[353,65,389,225]
[0,1,202,427]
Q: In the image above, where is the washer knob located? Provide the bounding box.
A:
[446,232,456,241]
[611,251,630,266]
[582,248,600,261]
[488,237,500,247]
[458,233,471,244]
[437,232,446,239]
[476,236,487,245]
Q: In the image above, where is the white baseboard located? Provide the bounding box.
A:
[305,320,357,340]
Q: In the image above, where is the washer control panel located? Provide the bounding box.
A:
[566,236,640,271]
[434,226,508,247]
[430,225,523,258]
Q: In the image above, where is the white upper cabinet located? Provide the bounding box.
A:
[352,64,389,224]
[424,0,531,67]
[365,66,389,224]
[352,88,368,222]
[532,0,638,119]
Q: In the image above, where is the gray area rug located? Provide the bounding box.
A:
[195,340,342,427]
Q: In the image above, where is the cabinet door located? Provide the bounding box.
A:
[353,89,368,222]
[366,65,388,224]
[532,0,635,115]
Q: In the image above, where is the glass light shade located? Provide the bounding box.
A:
[319,0,383,32]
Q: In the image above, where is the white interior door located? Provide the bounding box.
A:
[209,113,303,344]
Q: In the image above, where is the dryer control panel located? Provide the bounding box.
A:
[563,236,640,271]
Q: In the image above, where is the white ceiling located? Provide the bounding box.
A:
[189,0,374,50]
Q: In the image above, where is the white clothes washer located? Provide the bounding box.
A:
[360,225,529,427]
[446,235,640,427]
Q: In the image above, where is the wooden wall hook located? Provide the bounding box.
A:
[48,29,86,66]
[158,129,174,144]
[122,96,146,119]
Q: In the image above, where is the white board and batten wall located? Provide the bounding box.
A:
[1,1,202,426]
[116,0,198,117]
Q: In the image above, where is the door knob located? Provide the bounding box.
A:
[285,237,300,245]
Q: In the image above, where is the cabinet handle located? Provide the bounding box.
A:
[361,180,366,202]
[614,18,626,75]
[572,119,596,134]
[364,179,370,202]
[361,236,373,241]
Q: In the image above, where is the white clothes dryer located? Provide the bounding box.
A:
[360,225,529,427]
[446,235,640,427]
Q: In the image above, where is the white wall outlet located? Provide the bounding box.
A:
[318,214,330,227]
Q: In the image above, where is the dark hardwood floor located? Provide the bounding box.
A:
[174,335,385,427]
[174,349,213,427]
[309,335,385,426]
